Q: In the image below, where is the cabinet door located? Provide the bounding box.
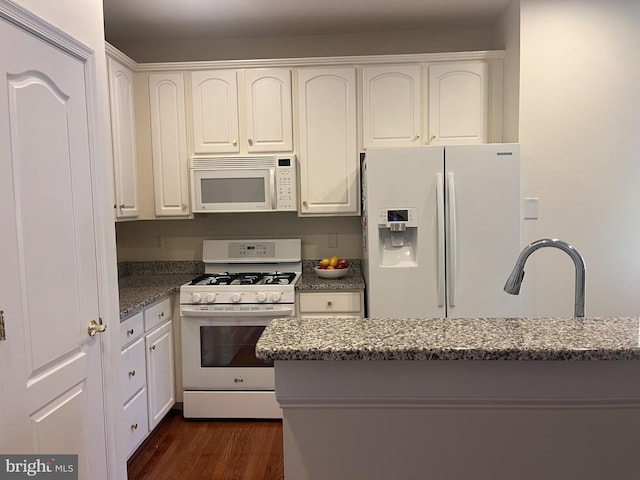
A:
[245,68,292,153]
[191,70,239,154]
[121,336,146,402]
[123,387,149,458]
[297,67,359,215]
[108,57,139,219]
[149,73,190,216]
[145,320,175,430]
[362,65,422,148]
[428,62,489,145]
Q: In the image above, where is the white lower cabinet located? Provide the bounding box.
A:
[145,320,175,430]
[120,296,175,458]
[298,291,364,318]
[123,387,149,456]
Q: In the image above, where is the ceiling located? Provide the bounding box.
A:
[103,0,513,42]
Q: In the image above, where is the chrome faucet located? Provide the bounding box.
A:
[504,239,586,318]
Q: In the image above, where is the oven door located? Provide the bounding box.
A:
[181,310,287,390]
[192,168,275,212]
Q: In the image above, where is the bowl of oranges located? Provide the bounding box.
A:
[315,256,350,279]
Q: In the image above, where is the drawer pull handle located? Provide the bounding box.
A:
[327,301,332,307]
[131,423,138,430]
[128,370,136,377]
[127,329,134,335]
[158,312,165,318]
[150,345,156,351]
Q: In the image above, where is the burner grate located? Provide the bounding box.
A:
[188,271,296,286]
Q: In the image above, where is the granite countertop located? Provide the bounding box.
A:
[256,316,640,361]
[297,260,365,291]
[118,273,196,319]
[118,261,203,320]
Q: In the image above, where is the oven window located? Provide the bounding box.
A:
[201,177,265,204]
[200,326,273,367]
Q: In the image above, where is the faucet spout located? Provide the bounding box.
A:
[504,238,586,318]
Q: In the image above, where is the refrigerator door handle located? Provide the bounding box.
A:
[436,173,445,308]
[447,172,457,308]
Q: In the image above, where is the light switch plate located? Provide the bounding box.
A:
[524,198,539,220]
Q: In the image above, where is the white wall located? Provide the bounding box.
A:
[110,26,497,63]
[494,0,520,143]
[518,0,640,316]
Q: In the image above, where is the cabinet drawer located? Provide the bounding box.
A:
[144,297,171,332]
[120,311,144,348]
[121,337,146,403]
[299,292,362,315]
[123,387,149,458]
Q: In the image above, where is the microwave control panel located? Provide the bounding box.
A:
[275,156,297,211]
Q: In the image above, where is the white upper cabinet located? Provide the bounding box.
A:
[427,62,489,145]
[297,67,359,216]
[149,73,190,217]
[362,65,422,148]
[107,56,139,219]
[191,70,239,154]
[244,69,293,152]
[190,68,292,154]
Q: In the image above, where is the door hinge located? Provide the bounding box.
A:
[0,310,5,341]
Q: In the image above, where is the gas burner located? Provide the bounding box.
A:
[230,273,263,285]
[188,272,297,286]
[258,273,297,285]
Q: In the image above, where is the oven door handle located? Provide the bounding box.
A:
[181,307,294,317]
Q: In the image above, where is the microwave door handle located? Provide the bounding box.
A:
[270,169,276,210]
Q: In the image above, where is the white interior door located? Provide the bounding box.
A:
[0,15,108,479]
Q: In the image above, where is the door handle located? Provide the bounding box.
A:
[447,172,458,308]
[88,318,107,337]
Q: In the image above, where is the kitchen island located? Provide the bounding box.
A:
[256,317,640,480]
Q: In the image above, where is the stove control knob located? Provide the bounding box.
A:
[256,292,267,303]
[270,292,282,302]
[231,293,242,303]
[205,293,217,303]
[191,293,202,303]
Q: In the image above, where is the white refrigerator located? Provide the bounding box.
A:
[362,144,521,318]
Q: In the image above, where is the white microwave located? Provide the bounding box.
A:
[190,155,297,213]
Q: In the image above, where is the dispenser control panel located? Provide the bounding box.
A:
[377,208,418,227]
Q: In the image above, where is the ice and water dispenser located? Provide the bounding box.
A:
[376,208,418,267]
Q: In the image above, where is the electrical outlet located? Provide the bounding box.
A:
[154,236,163,249]
[328,233,338,248]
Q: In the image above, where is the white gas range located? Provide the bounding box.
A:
[180,238,301,419]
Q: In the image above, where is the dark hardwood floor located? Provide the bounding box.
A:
[127,409,284,480]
